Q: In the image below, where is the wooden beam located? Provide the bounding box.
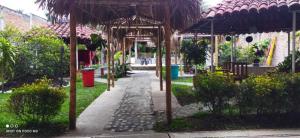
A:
[107,26,111,91]
[112,38,115,88]
[164,3,172,124]
[69,6,77,130]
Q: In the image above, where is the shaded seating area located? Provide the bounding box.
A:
[183,0,300,74]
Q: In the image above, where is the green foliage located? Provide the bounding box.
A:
[25,27,57,39]
[180,39,208,70]
[236,46,255,63]
[0,37,16,82]
[0,25,23,45]
[77,44,87,50]
[236,39,270,63]
[277,51,300,73]
[194,73,236,114]
[218,42,232,64]
[114,51,122,62]
[282,73,300,113]
[13,27,70,81]
[89,34,106,51]
[172,84,196,106]
[8,78,66,123]
[238,75,287,115]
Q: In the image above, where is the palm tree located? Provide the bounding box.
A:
[0,37,16,93]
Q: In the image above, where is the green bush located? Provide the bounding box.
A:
[284,73,300,113]
[8,78,66,123]
[238,75,287,115]
[194,73,236,114]
[277,51,300,73]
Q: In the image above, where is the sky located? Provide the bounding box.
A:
[0,0,223,19]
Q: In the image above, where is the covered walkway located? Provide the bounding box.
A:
[64,71,180,136]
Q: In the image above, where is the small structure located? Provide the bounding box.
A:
[184,0,300,73]
[48,22,101,68]
[37,0,202,129]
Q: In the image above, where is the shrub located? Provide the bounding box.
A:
[13,27,70,82]
[194,73,236,114]
[277,51,300,73]
[8,78,66,123]
[284,73,300,113]
[238,75,287,115]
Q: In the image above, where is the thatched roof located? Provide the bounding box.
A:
[36,0,203,31]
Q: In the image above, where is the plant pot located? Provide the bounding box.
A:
[253,59,260,67]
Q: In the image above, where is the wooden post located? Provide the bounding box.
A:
[164,3,172,124]
[107,26,111,91]
[156,38,159,77]
[112,38,115,87]
[122,38,126,65]
[123,38,126,76]
[69,6,77,130]
[158,26,163,91]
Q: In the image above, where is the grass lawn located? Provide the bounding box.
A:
[0,79,107,136]
[172,84,197,106]
[154,111,300,132]
[172,77,193,83]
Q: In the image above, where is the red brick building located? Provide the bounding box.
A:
[0,5,48,32]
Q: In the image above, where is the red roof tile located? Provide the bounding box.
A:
[205,0,300,18]
[48,23,98,39]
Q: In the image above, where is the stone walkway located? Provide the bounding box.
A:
[104,72,155,132]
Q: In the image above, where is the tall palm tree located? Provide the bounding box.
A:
[0,37,16,93]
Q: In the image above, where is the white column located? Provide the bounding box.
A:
[231,36,234,62]
[292,11,296,73]
[288,32,291,55]
[211,19,215,72]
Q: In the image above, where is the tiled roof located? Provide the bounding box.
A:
[184,0,300,34]
[48,22,98,39]
[206,0,300,18]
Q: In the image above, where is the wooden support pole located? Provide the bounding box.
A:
[107,26,111,91]
[158,26,163,91]
[123,38,126,76]
[69,6,77,130]
[112,39,115,88]
[156,37,159,77]
[122,38,126,65]
[164,3,172,124]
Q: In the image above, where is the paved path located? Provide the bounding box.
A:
[104,72,155,132]
[64,71,175,136]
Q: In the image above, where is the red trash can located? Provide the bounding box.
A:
[81,68,95,87]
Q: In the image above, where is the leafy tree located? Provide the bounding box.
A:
[0,37,16,93]
[218,42,232,64]
[180,39,208,71]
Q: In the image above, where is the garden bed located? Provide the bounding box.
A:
[0,80,106,137]
[154,111,300,132]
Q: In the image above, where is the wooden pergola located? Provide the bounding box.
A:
[37,0,202,129]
